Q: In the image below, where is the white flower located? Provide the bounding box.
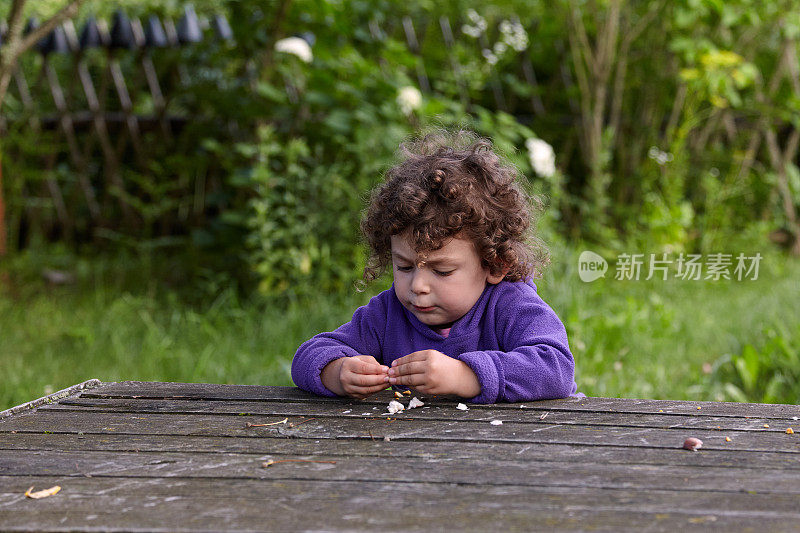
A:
[274,36,312,63]
[456,403,469,411]
[482,48,498,65]
[408,397,424,409]
[490,420,503,425]
[466,9,487,32]
[388,400,405,414]
[462,24,481,38]
[500,20,528,52]
[397,86,422,115]
[647,146,673,166]
[526,138,556,177]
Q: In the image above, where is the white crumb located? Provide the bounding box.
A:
[490,420,503,426]
[456,403,468,411]
[388,400,405,414]
[408,397,424,409]
[342,410,351,414]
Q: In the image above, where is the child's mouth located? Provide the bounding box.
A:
[413,305,436,312]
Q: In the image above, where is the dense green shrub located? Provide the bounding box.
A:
[2,0,798,298]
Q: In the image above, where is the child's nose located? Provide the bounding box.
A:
[410,270,430,294]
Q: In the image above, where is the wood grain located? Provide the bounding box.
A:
[1,381,798,531]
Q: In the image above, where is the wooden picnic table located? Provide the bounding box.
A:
[1,380,800,531]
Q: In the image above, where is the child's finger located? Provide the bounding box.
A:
[389,373,424,387]
[347,371,387,388]
[389,361,426,377]
[350,358,389,375]
[391,350,433,366]
[353,355,381,365]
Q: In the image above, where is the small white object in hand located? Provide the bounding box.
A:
[408,397,424,409]
[456,403,469,411]
[490,420,503,426]
[388,400,405,414]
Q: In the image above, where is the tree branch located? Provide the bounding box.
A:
[16,0,83,61]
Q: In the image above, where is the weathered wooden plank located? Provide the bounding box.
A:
[4,431,800,469]
[81,382,800,419]
[0,477,800,531]
[1,476,799,532]
[2,449,800,495]
[3,432,799,471]
[0,379,102,420]
[3,410,799,453]
[43,397,800,431]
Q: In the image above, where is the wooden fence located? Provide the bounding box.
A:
[0,7,548,250]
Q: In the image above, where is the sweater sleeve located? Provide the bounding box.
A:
[456,285,576,403]
[291,293,387,397]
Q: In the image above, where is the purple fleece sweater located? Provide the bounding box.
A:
[291,279,579,403]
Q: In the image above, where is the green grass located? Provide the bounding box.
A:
[537,242,800,402]
[1,245,799,410]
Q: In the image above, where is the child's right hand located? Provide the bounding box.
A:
[321,355,389,399]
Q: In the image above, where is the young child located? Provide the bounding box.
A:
[291,129,579,403]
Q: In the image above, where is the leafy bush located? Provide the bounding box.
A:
[2,0,798,299]
[707,322,800,404]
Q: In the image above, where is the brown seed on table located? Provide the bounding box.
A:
[683,437,703,451]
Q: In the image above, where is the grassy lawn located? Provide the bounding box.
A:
[2,245,799,411]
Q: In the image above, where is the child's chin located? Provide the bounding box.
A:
[415,313,451,327]
[410,310,439,325]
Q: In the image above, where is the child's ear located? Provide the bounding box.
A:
[487,268,508,285]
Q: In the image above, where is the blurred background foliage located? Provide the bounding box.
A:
[1,0,799,407]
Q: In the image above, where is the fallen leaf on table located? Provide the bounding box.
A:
[246,418,288,428]
[25,486,61,499]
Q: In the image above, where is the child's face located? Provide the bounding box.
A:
[391,233,504,327]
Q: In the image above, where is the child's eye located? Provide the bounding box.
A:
[396,265,412,272]
[435,269,454,276]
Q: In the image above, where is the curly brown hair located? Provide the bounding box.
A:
[360,128,549,284]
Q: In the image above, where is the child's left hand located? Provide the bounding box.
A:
[387,349,481,397]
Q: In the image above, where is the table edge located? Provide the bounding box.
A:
[1,379,105,420]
